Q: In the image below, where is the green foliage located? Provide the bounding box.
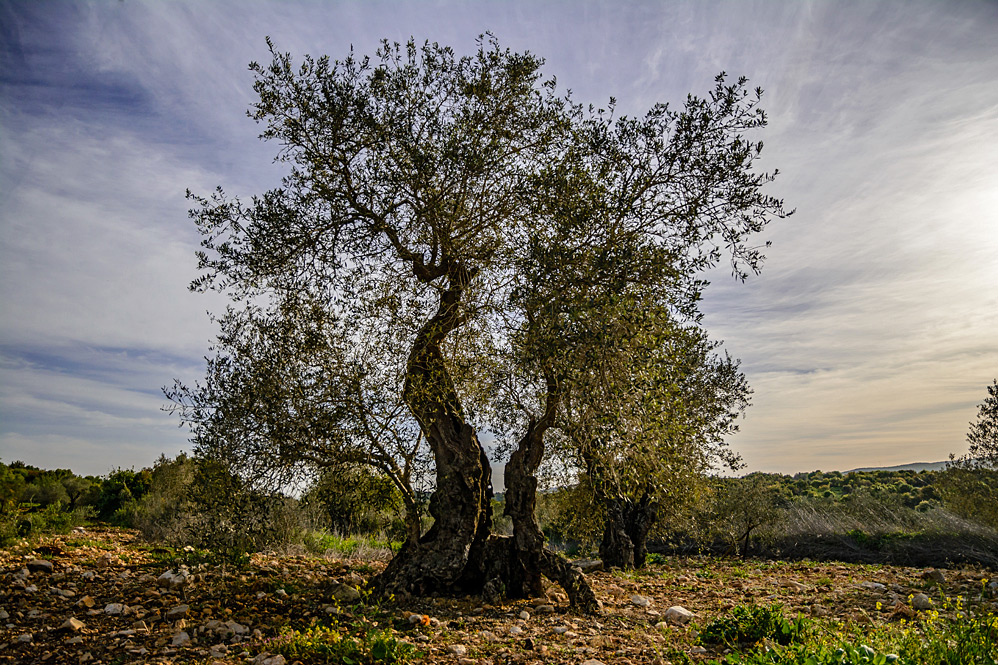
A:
[263,621,417,664]
[94,467,151,524]
[699,604,809,647]
[179,458,304,565]
[937,462,998,529]
[966,378,998,466]
[706,474,783,557]
[708,602,998,665]
[302,466,405,539]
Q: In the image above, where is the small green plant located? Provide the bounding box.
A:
[700,604,810,647]
[645,552,666,565]
[262,621,417,664]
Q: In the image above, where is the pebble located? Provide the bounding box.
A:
[630,594,652,608]
[518,610,530,620]
[104,603,125,615]
[510,625,524,635]
[167,604,190,619]
[912,593,933,610]
[664,606,695,624]
[923,569,946,584]
[28,559,54,574]
[16,633,32,643]
[534,604,555,613]
[61,617,85,632]
[581,660,606,665]
[330,583,361,603]
[449,644,467,656]
[171,631,191,647]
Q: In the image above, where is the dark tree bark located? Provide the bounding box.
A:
[502,373,558,599]
[374,264,493,596]
[598,490,660,570]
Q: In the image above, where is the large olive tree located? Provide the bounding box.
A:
[180,36,787,611]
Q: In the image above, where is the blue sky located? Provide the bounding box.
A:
[1,0,996,477]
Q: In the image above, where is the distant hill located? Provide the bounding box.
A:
[845,461,949,474]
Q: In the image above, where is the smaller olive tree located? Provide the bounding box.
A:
[707,473,782,558]
[966,378,998,465]
[939,379,998,528]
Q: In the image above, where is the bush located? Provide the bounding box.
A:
[301,465,405,539]
[699,604,809,647]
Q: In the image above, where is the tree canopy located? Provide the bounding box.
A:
[174,35,789,610]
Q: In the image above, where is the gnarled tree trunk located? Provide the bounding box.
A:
[374,264,493,596]
[599,489,659,570]
[374,268,600,614]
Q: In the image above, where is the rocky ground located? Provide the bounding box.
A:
[1,528,995,665]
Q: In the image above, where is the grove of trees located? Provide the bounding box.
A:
[169,35,789,612]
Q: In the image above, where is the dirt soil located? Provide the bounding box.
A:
[1,528,994,665]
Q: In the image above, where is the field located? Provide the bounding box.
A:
[2,527,996,665]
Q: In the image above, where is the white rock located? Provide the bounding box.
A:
[510,625,524,635]
[580,660,606,665]
[534,604,555,613]
[518,610,530,620]
[449,644,467,656]
[912,593,933,610]
[158,568,191,588]
[630,594,652,608]
[16,633,32,643]
[691,646,707,654]
[858,581,886,591]
[664,606,695,624]
[553,626,569,634]
[104,603,125,615]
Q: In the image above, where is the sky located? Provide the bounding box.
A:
[1,0,996,478]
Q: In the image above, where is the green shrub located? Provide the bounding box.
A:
[263,621,417,664]
[700,604,809,647]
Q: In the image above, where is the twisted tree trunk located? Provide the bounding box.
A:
[374,267,600,614]
[374,264,493,596]
[599,489,659,570]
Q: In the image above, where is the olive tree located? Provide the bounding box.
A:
[180,35,787,611]
[966,378,998,465]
